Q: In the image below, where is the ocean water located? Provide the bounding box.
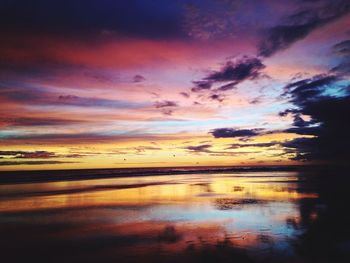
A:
[0,168,349,263]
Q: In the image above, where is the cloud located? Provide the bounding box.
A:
[154,100,178,108]
[185,144,212,153]
[0,117,85,128]
[0,150,55,159]
[280,137,316,161]
[0,150,86,159]
[259,0,350,57]
[333,40,350,56]
[161,109,174,116]
[208,94,225,103]
[210,128,264,138]
[179,92,190,98]
[154,100,178,116]
[282,74,339,105]
[0,131,188,145]
[227,141,280,149]
[184,143,256,156]
[83,71,118,84]
[332,39,350,74]
[280,73,350,162]
[192,56,265,92]
[191,81,213,92]
[133,146,163,154]
[205,57,264,83]
[58,94,146,108]
[15,151,57,159]
[0,84,148,109]
[0,160,77,166]
[249,96,264,105]
[133,74,146,83]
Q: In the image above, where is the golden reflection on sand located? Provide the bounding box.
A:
[1,171,334,263]
[0,172,317,212]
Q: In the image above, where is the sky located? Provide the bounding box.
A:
[1,0,350,170]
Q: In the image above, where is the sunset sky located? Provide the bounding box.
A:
[1,0,350,170]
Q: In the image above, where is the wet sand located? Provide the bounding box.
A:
[0,169,349,263]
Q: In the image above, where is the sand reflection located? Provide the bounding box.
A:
[1,171,337,263]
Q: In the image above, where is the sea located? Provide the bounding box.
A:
[0,166,349,263]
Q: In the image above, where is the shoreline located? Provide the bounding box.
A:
[0,164,345,185]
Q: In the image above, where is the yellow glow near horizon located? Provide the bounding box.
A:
[0,132,307,171]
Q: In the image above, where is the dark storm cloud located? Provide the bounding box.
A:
[0,0,185,39]
[259,0,350,57]
[280,73,350,162]
[210,128,264,138]
[192,57,265,92]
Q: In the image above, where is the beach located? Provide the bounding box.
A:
[0,168,349,263]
